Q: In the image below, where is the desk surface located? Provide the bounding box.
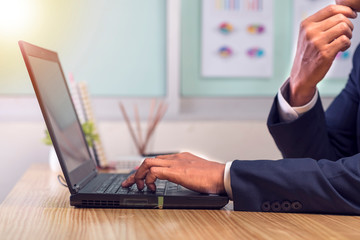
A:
[1,164,360,240]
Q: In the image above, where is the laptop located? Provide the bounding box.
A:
[19,41,229,209]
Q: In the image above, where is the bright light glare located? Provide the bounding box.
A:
[0,0,31,34]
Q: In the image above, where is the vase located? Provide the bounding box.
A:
[49,146,62,172]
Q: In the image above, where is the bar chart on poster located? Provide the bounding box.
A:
[201,0,274,77]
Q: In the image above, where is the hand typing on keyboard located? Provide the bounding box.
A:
[121,152,226,195]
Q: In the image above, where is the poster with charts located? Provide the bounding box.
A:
[293,0,360,78]
[201,0,273,78]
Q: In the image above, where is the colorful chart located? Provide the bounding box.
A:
[219,22,234,35]
[247,24,265,35]
[218,46,233,58]
[336,51,350,60]
[215,0,240,10]
[245,0,263,11]
[215,0,263,11]
[247,48,265,58]
[202,0,273,77]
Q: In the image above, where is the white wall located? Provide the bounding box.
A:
[0,120,281,203]
[0,122,49,203]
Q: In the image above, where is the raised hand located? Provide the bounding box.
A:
[289,5,357,106]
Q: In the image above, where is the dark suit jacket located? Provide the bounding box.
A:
[230,46,360,214]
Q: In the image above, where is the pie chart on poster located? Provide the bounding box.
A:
[247,24,265,35]
[218,46,233,58]
[247,48,265,58]
[219,22,234,35]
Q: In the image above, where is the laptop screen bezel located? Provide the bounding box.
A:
[19,40,97,194]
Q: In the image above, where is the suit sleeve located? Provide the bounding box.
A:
[230,155,360,214]
[229,45,360,214]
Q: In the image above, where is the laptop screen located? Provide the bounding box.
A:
[19,41,97,193]
[28,56,90,172]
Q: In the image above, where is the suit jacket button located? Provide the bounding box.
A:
[281,201,291,211]
[261,201,271,211]
[291,201,303,210]
[271,201,281,212]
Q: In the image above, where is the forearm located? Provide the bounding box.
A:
[230,156,360,214]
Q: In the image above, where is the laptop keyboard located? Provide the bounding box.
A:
[95,174,178,195]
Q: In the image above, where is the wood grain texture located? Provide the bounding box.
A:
[1,164,360,240]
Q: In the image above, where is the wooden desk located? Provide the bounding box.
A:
[1,164,360,240]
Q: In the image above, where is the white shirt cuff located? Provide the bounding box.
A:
[277,79,318,122]
[224,161,233,200]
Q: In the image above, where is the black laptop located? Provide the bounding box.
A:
[19,41,229,209]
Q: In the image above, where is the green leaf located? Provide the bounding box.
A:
[42,121,99,147]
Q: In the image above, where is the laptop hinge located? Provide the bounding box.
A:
[73,170,97,193]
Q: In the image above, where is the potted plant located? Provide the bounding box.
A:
[43,121,99,171]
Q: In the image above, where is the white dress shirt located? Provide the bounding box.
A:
[223,79,319,199]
